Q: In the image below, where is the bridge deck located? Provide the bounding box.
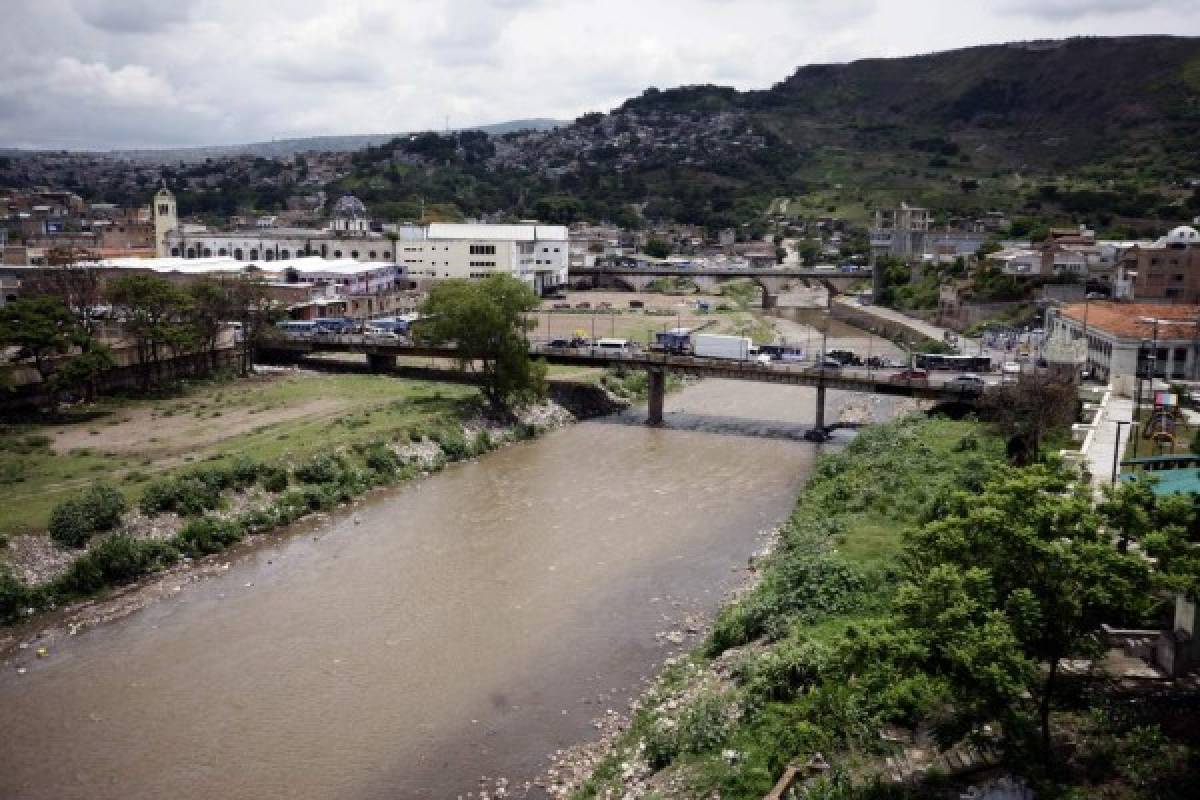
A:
[259,336,987,403]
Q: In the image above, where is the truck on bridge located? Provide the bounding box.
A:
[693,334,753,361]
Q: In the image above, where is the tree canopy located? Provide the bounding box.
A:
[899,465,1156,760]
[415,274,546,413]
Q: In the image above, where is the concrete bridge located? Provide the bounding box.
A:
[568,265,876,309]
[258,335,987,439]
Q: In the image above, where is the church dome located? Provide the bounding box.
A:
[1165,225,1200,246]
[332,194,367,219]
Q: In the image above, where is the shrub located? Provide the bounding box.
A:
[432,427,471,461]
[48,482,128,547]
[513,422,540,441]
[361,441,400,475]
[230,457,261,486]
[1,564,31,624]
[473,430,494,454]
[56,535,177,596]
[258,464,289,493]
[139,474,222,516]
[48,500,93,547]
[176,516,244,557]
[294,454,342,484]
[84,483,127,531]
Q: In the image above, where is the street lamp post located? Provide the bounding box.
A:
[1112,420,1132,483]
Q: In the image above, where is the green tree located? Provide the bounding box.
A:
[981,372,1080,465]
[187,277,233,370]
[415,275,546,414]
[55,342,115,403]
[0,296,87,409]
[224,275,278,376]
[1099,478,1200,597]
[898,466,1155,761]
[105,275,192,389]
[642,238,671,259]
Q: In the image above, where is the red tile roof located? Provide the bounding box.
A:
[1061,302,1200,339]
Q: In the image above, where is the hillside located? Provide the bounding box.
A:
[328,36,1200,229]
[4,119,566,165]
[5,37,1198,231]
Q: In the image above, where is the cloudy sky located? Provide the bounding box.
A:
[2,0,1198,151]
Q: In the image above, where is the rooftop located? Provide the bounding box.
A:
[1059,302,1200,340]
[93,255,398,276]
[426,223,569,242]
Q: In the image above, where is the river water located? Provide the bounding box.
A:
[0,380,864,800]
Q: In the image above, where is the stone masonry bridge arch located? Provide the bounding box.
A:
[571,266,872,309]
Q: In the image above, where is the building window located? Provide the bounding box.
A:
[280,249,290,259]
[470,244,496,255]
[234,248,243,260]
[186,248,196,258]
[170,247,180,256]
[334,250,342,258]
[158,204,169,215]
[264,250,275,261]
[218,248,228,256]
[369,250,377,259]
[249,249,259,260]
[351,251,359,259]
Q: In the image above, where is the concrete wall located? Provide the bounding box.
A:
[830,303,940,346]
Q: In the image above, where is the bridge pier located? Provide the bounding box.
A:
[366,353,397,372]
[804,382,829,442]
[646,367,666,426]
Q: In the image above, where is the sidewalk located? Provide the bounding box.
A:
[1085,393,1134,489]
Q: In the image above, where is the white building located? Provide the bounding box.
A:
[152,188,568,292]
[155,190,398,263]
[1044,301,1200,393]
[94,255,403,296]
[394,222,569,293]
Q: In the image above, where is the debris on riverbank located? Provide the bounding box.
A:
[0,394,587,649]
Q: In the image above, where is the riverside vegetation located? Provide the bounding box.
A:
[0,371,560,625]
[569,416,1199,799]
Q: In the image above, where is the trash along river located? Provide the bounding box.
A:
[0,379,907,799]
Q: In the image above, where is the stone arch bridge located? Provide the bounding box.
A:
[569,265,877,308]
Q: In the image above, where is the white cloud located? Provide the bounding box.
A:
[46,57,178,107]
[0,0,1196,149]
[993,0,1200,20]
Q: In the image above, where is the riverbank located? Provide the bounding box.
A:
[0,378,832,800]
[549,415,1010,798]
[0,369,626,637]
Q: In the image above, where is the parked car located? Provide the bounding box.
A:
[364,328,401,340]
[818,357,843,370]
[945,373,986,391]
[889,368,929,384]
[753,353,772,366]
[827,349,862,366]
[867,356,897,368]
[547,338,571,348]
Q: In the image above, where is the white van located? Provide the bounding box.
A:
[595,338,632,353]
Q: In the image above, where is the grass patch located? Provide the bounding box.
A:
[0,372,478,537]
[573,416,1009,799]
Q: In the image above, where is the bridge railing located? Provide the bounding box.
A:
[263,333,988,395]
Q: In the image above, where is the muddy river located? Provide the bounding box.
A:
[0,380,884,799]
